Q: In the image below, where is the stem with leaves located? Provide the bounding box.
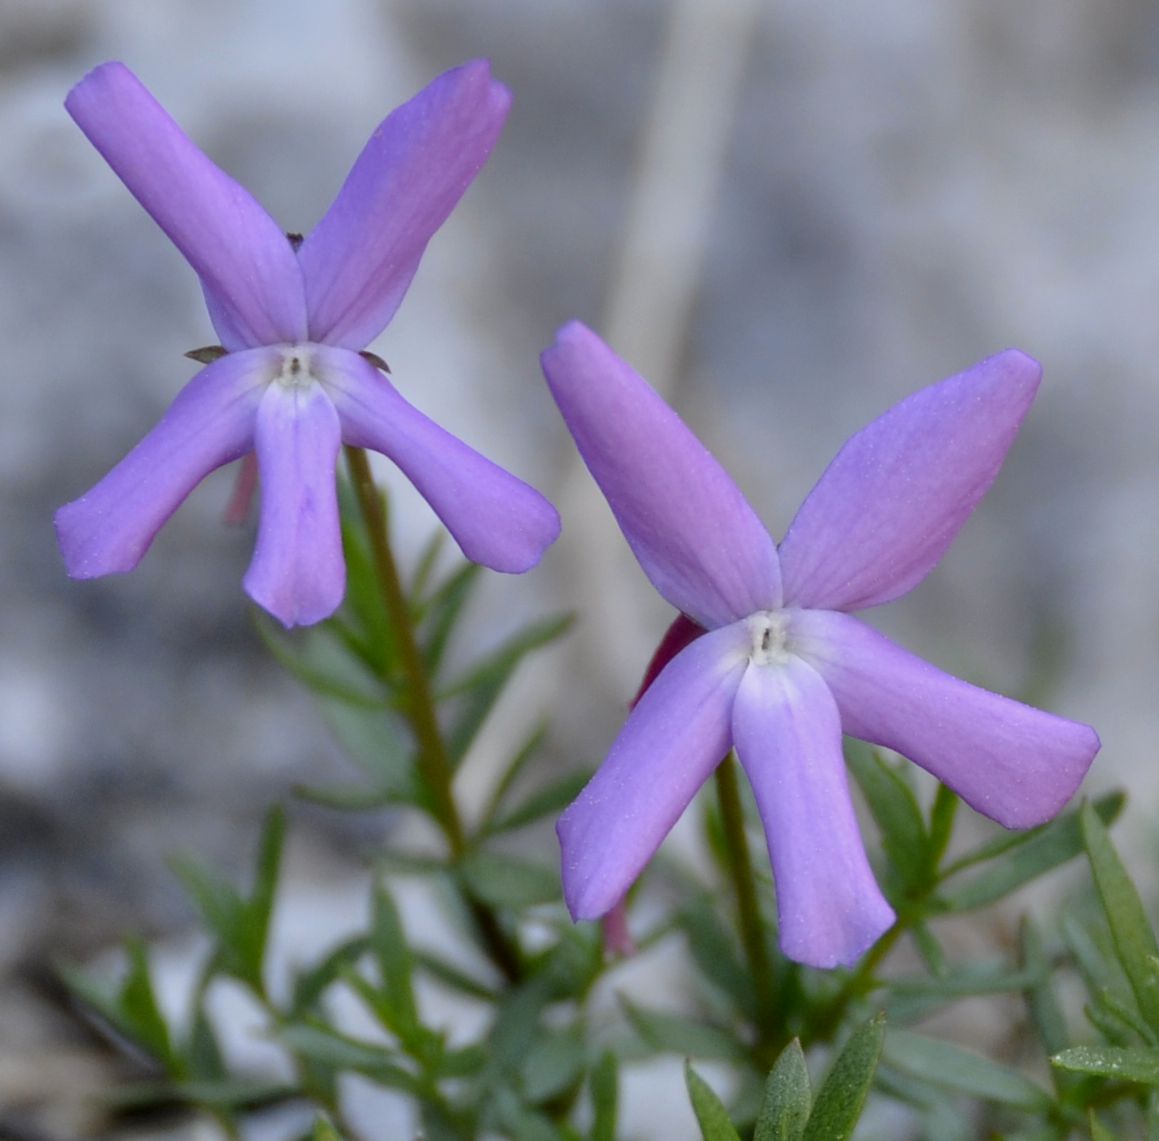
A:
[344,446,522,983]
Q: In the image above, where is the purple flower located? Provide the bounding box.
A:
[56,62,560,627]
[541,322,1100,969]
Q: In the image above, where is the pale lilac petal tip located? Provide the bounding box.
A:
[319,347,559,572]
[557,621,751,920]
[794,610,1100,828]
[243,383,345,628]
[732,657,895,968]
[300,60,511,349]
[55,348,274,578]
[542,322,782,629]
[779,350,1042,612]
[66,62,307,350]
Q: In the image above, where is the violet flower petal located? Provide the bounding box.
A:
[55,347,275,577]
[542,322,782,629]
[318,347,559,572]
[300,61,511,349]
[243,382,345,628]
[66,63,308,350]
[793,609,1100,828]
[557,620,752,920]
[779,351,1041,612]
[732,656,895,968]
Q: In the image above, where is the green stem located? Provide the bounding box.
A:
[714,753,777,1042]
[345,447,463,851]
[344,447,522,984]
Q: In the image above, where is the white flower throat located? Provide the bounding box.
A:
[275,344,318,390]
[747,610,792,667]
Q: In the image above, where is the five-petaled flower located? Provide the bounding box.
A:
[541,321,1100,970]
[56,61,560,626]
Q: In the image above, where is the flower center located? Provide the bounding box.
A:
[747,610,791,667]
[275,344,317,389]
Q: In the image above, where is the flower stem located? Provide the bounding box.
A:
[343,447,522,983]
[714,752,777,1040]
[345,447,463,852]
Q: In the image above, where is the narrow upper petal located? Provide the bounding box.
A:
[557,620,752,920]
[243,382,345,627]
[55,347,275,577]
[792,610,1100,828]
[778,351,1041,612]
[542,322,782,629]
[733,656,895,968]
[299,60,511,349]
[66,62,308,349]
[317,347,559,573]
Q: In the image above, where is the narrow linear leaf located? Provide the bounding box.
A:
[443,614,573,766]
[1088,1110,1116,1141]
[367,885,419,1041]
[847,748,927,887]
[803,1013,885,1141]
[291,936,370,1017]
[1053,1044,1159,1086]
[480,722,551,829]
[1082,802,1159,1035]
[1019,919,1078,1098]
[590,1052,618,1141]
[621,1000,748,1063]
[755,1039,811,1141]
[685,1062,742,1141]
[882,1028,1052,1111]
[419,561,482,677]
[487,769,592,835]
[940,792,1124,911]
[460,851,560,910]
[311,1116,344,1141]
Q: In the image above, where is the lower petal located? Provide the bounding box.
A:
[55,347,275,577]
[733,657,895,969]
[792,610,1100,828]
[243,383,345,627]
[557,621,751,920]
[317,347,560,573]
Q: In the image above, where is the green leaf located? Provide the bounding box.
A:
[311,1117,344,1141]
[119,939,179,1071]
[521,1026,586,1104]
[486,769,592,836]
[366,885,419,1043]
[460,851,561,910]
[414,949,497,1001]
[589,1052,618,1141]
[882,1028,1052,1111]
[245,805,285,979]
[290,936,369,1017]
[314,699,422,809]
[1082,801,1159,1035]
[1019,919,1078,1098]
[443,614,573,766]
[1088,1110,1116,1141]
[419,561,482,677]
[479,722,551,829]
[105,1077,294,1112]
[622,1000,748,1062]
[803,1013,885,1141]
[940,792,1124,911]
[279,1023,422,1092]
[678,896,751,1009]
[1053,1044,1159,1085]
[847,748,927,888]
[186,1006,226,1080]
[755,1039,811,1141]
[685,1062,742,1141]
[257,619,383,708]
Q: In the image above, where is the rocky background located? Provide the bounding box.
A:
[2,0,1159,1137]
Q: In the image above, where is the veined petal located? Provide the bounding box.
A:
[557,620,751,920]
[55,347,275,577]
[66,62,308,349]
[244,382,344,627]
[542,322,781,629]
[317,347,559,572]
[299,61,510,349]
[779,351,1041,612]
[733,656,895,968]
[792,610,1100,828]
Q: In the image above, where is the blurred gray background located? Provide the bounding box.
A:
[2,0,1158,1136]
